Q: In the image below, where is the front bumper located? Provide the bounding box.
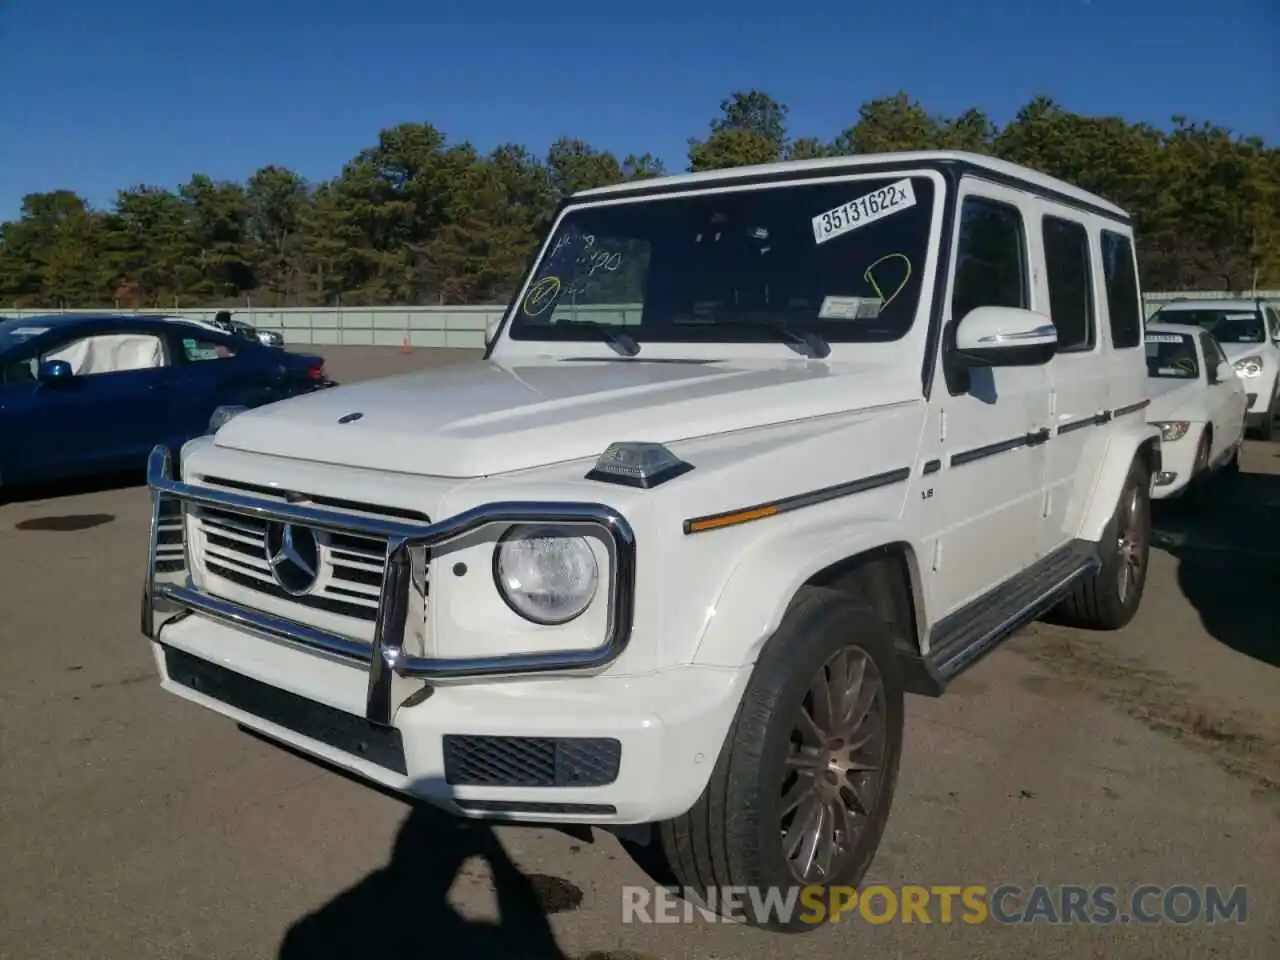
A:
[151,619,748,823]
[142,444,749,823]
[1150,429,1201,499]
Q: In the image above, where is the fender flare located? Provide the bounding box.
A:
[1078,422,1161,542]
[692,516,920,667]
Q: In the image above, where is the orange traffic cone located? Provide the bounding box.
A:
[401,333,411,354]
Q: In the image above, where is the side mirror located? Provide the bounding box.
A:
[1215,362,1233,383]
[37,359,74,383]
[954,306,1058,367]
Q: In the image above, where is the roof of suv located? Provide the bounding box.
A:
[572,150,1130,219]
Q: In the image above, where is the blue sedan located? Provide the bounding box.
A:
[0,313,332,490]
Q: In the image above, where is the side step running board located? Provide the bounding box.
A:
[900,539,1101,696]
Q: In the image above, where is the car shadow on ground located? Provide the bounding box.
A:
[251,733,651,960]
[1153,468,1280,668]
[277,790,572,960]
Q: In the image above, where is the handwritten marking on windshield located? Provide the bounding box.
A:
[522,276,562,316]
[863,252,913,309]
[548,231,624,279]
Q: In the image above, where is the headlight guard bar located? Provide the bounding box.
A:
[141,445,637,725]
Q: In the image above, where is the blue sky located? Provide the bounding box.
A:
[1,0,1276,221]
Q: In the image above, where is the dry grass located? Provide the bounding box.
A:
[1009,627,1280,805]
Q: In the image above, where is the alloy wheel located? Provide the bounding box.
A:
[780,646,888,884]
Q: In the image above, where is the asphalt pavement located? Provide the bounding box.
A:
[0,346,1275,960]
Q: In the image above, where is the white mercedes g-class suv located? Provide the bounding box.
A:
[142,151,1161,930]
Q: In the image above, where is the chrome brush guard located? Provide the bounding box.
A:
[141,445,637,725]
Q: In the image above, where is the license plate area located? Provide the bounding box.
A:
[162,645,407,774]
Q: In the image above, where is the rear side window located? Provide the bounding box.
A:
[951,196,1029,322]
[181,337,237,362]
[1100,230,1142,348]
[1041,216,1095,352]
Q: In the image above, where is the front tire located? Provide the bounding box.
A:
[1054,456,1151,630]
[655,587,904,932]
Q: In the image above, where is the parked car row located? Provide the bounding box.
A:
[0,312,332,493]
[1141,296,1280,502]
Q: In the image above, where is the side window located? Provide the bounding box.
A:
[1266,306,1280,341]
[951,196,1029,322]
[180,336,238,362]
[1,355,38,385]
[1100,230,1142,349]
[1041,215,1095,352]
[42,333,167,376]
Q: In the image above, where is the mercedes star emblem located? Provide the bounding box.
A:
[264,522,320,595]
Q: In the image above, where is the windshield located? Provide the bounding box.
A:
[1151,308,1265,344]
[506,175,936,345]
[1145,332,1200,379]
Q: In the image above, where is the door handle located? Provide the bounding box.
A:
[1025,427,1051,446]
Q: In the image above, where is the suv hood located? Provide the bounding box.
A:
[1217,340,1271,364]
[212,358,919,477]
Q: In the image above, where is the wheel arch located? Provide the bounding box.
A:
[1078,426,1161,543]
[691,522,928,669]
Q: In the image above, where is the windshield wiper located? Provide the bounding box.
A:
[561,319,641,357]
[672,316,831,359]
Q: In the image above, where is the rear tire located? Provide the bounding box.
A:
[1053,457,1151,630]
[654,587,905,932]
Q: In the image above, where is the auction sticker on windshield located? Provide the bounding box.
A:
[812,178,917,246]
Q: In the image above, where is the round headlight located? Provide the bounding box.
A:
[493,525,599,625]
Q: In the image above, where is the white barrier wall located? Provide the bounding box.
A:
[8,292,1277,350]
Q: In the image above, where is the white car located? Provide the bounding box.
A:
[1147,297,1280,441]
[1144,322,1247,499]
[140,150,1160,931]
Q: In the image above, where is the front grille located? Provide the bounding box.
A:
[192,475,429,623]
[155,499,186,574]
[443,734,622,787]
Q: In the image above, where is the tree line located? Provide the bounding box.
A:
[2,91,1276,310]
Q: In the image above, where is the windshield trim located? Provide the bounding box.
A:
[491,167,946,358]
